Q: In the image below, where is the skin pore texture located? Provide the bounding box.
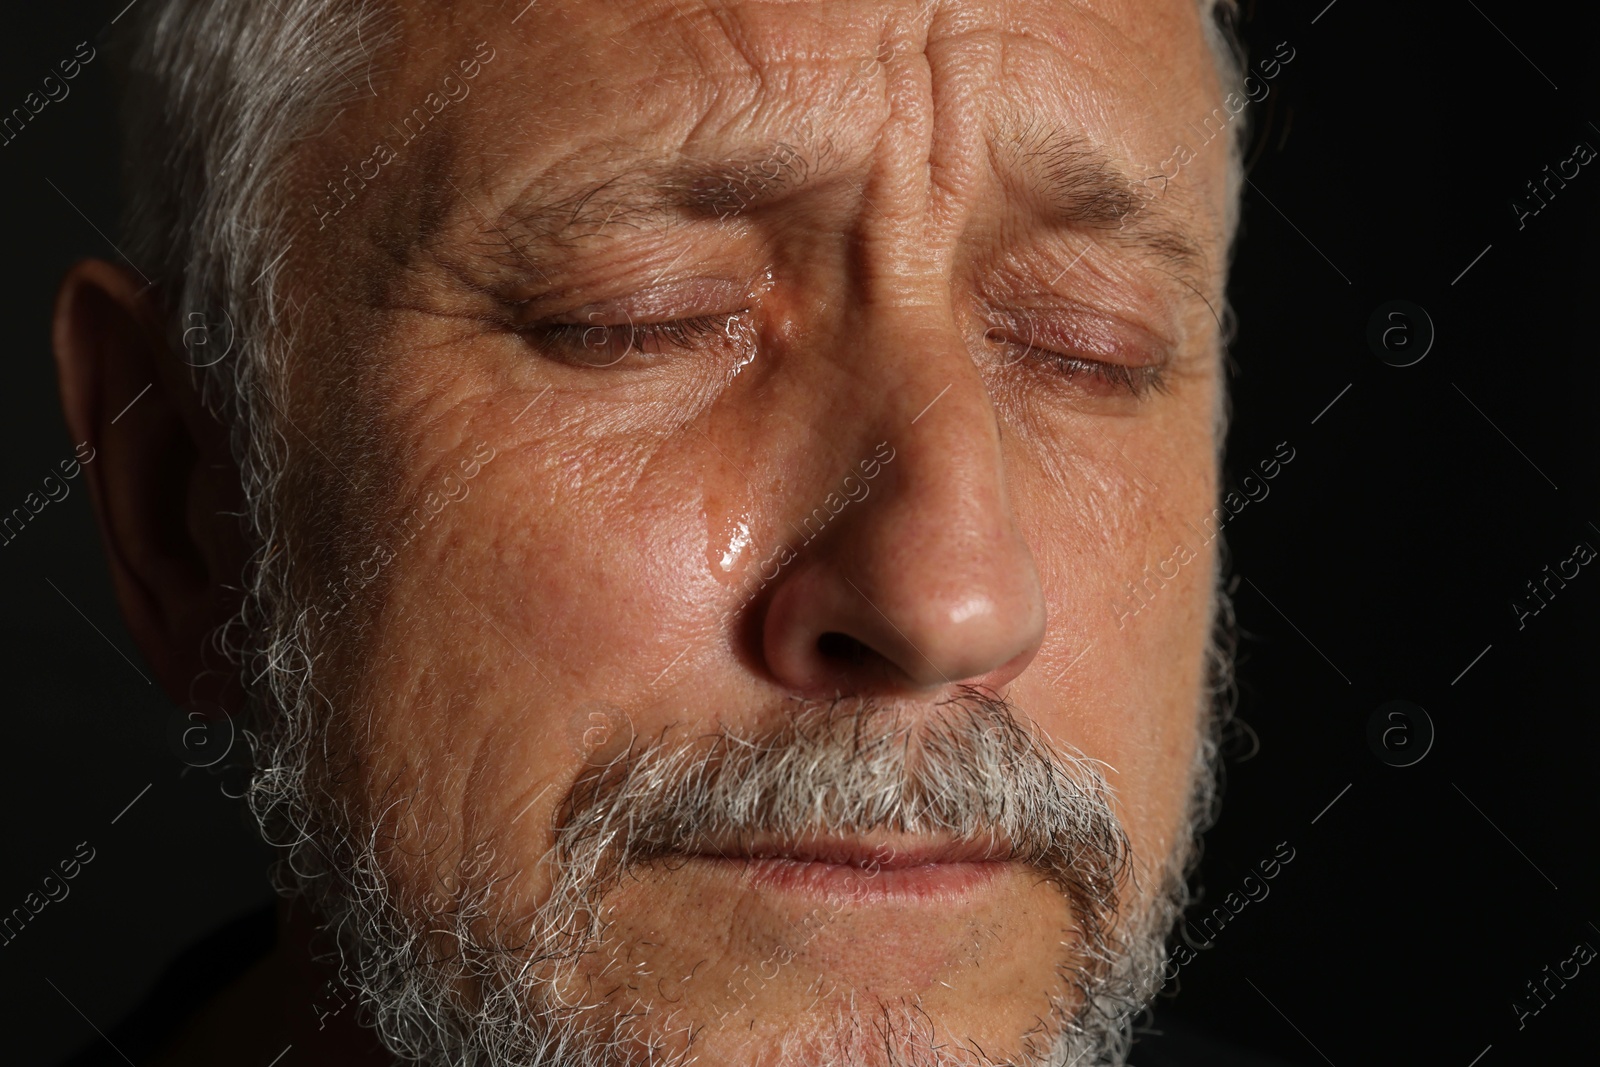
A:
[52,1,1238,1064]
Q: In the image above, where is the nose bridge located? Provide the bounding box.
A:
[757,294,1047,697]
[862,301,1012,556]
[859,300,1037,621]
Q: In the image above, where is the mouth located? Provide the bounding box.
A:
[681,834,1015,903]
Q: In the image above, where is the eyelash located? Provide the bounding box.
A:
[523,311,1163,398]
[526,313,744,361]
[987,320,1167,399]
[1028,352,1167,399]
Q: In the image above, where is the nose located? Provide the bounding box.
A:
[759,312,1048,698]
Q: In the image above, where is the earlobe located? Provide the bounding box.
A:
[52,259,243,706]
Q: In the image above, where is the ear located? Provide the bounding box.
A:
[52,259,246,710]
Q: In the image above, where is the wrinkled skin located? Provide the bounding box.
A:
[55,0,1234,1063]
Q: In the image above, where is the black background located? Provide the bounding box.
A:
[2,2,1596,1065]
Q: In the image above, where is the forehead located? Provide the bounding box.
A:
[314,0,1228,257]
[402,0,1216,120]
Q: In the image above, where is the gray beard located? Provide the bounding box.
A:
[238,669,1224,1066]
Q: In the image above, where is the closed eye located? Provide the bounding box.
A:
[985,321,1168,399]
[521,310,748,366]
[1035,353,1167,398]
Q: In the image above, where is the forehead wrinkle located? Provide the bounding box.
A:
[416,8,1212,286]
[471,129,1206,286]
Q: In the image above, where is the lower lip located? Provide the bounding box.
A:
[695,855,1007,902]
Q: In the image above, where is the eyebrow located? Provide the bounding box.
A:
[487,139,828,252]
[472,124,1206,277]
[1002,121,1206,270]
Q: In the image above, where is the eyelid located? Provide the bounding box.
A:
[508,275,754,328]
[978,305,1174,401]
[984,306,1169,368]
[527,313,746,365]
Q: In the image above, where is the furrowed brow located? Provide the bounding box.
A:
[488,141,824,252]
[444,129,1202,282]
[1001,122,1208,274]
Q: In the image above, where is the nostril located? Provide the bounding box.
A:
[816,631,869,667]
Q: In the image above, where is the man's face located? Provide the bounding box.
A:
[265,0,1233,1060]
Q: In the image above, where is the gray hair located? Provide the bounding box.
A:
[1202,0,1249,242]
[115,0,396,789]
[118,0,395,414]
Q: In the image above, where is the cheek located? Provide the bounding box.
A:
[332,424,726,894]
[1007,399,1218,871]
[482,451,704,660]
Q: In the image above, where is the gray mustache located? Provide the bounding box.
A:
[554,687,1130,948]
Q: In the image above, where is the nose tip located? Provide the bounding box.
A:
[760,536,1048,697]
[860,583,1046,690]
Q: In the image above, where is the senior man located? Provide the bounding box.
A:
[53,0,1263,1063]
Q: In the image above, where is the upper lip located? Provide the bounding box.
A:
[686,833,1013,869]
